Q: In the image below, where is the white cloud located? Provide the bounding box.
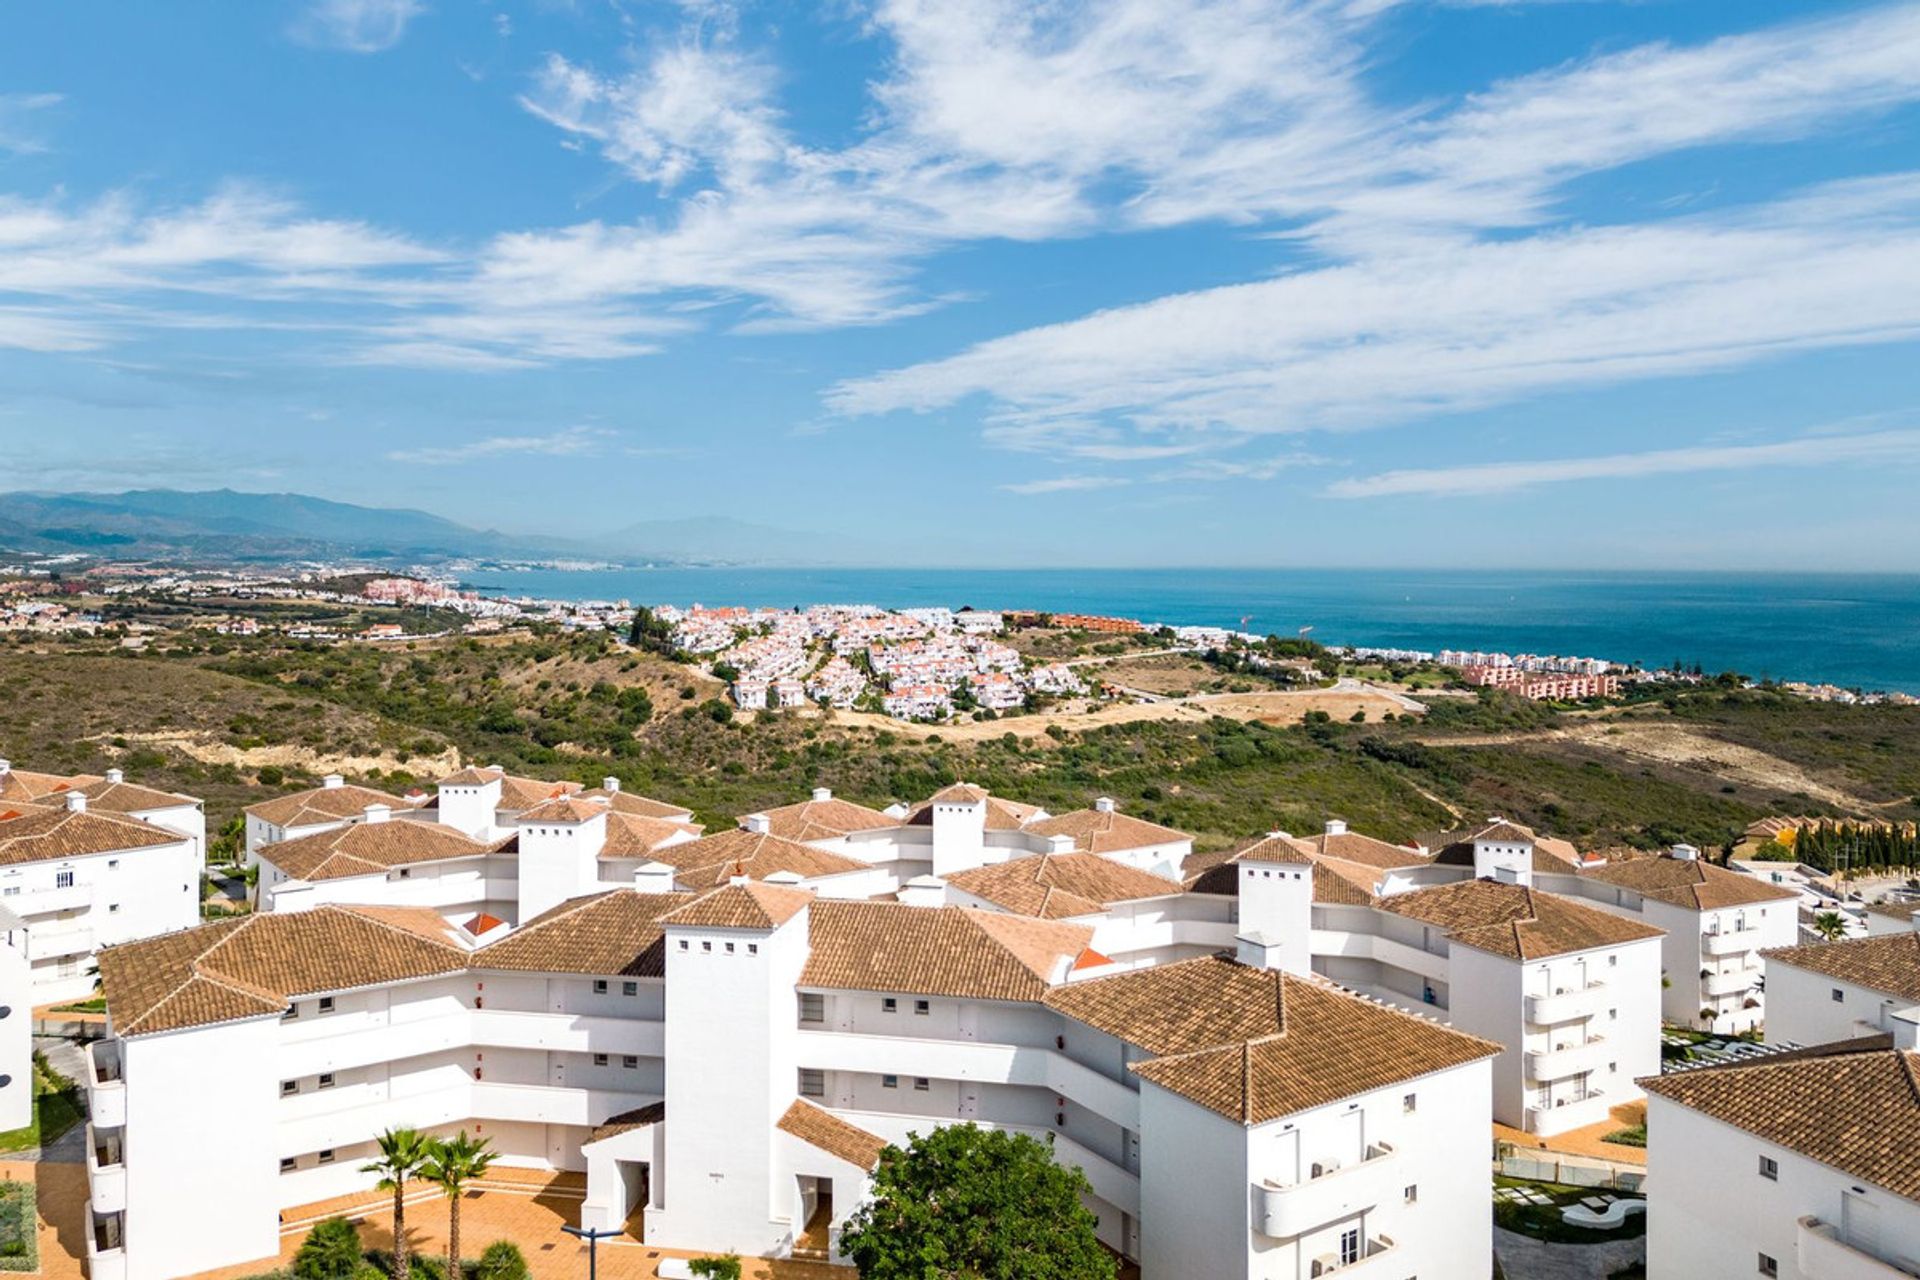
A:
[1327,428,1920,498]
[386,426,615,466]
[0,92,61,154]
[999,475,1131,495]
[290,0,425,52]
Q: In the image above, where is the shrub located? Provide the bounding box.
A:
[473,1241,529,1280]
[689,1257,742,1280]
[257,765,285,786]
[292,1217,363,1280]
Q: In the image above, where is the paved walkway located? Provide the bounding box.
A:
[0,1158,89,1280]
[1494,1103,1647,1168]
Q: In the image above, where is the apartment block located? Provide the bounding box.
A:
[1760,922,1920,1048]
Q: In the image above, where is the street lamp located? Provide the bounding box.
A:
[562,1224,621,1280]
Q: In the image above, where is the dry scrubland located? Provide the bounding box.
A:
[1,626,1916,857]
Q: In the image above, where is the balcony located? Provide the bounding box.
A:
[86,1040,125,1129]
[1526,1036,1608,1083]
[1704,969,1759,998]
[1526,982,1606,1026]
[1309,1235,1397,1277]
[1797,1215,1920,1279]
[87,1203,126,1280]
[26,924,94,962]
[1703,926,1765,958]
[22,882,93,914]
[86,1125,126,1213]
[1255,1143,1397,1240]
[1525,1089,1608,1136]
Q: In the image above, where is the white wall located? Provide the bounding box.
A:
[0,836,199,1003]
[0,909,28,1132]
[1763,959,1914,1047]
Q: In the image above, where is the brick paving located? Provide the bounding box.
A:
[1492,1102,1648,1168]
[0,1158,89,1280]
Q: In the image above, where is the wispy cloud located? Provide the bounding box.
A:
[1327,429,1920,498]
[999,475,1130,495]
[386,426,614,466]
[290,0,424,53]
[0,92,61,155]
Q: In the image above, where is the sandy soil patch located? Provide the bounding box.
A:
[96,730,463,779]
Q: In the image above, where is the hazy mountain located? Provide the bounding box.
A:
[0,489,869,567]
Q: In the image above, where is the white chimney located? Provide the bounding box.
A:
[899,875,947,908]
[602,776,621,794]
[364,803,391,825]
[744,813,771,835]
[105,768,124,785]
[322,774,344,790]
[883,802,910,820]
[633,861,676,895]
[812,787,833,803]
[1325,819,1347,836]
[1095,796,1116,814]
[1235,930,1285,971]
[764,870,804,887]
[1891,1006,1920,1051]
[1669,844,1700,862]
[729,866,751,887]
[65,791,88,813]
[1047,833,1077,855]
[0,759,10,776]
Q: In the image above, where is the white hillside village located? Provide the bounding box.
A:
[3,744,1916,1279]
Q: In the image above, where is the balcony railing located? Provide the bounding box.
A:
[26,924,94,961]
[86,1125,126,1214]
[1525,1088,1607,1134]
[1310,1235,1397,1277]
[87,1203,126,1280]
[1704,969,1759,998]
[1526,1036,1608,1083]
[85,1040,126,1129]
[1526,982,1605,1026]
[1255,1143,1397,1240]
[1703,926,1764,957]
[1796,1215,1920,1279]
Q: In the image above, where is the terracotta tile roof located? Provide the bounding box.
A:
[588,1102,665,1144]
[246,783,409,828]
[577,787,695,821]
[474,889,692,977]
[598,812,703,859]
[100,905,471,1036]
[434,766,506,786]
[1180,847,1242,896]
[258,820,491,881]
[1426,820,1584,872]
[642,827,865,886]
[0,806,186,866]
[516,795,615,824]
[1026,807,1191,855]
[72,777,200,813]
[904,784,1043,831]
[1580,855,1799,911]
[1282,829,1429,871]
[0,767,81,801]
[753,796,897,842]
[1762,932,1920,1004]
[1045,954,1289,1055]
[660,881,815,930]
[777,1100,887,1171]
[1124,970,1502,1125]
[1641,1044,1920,1199]
[1375,879,1664,960]
[946,853,1183,920]
[802,901,1094,1001]
[1310,861,1377,906]
[433,766,581,811]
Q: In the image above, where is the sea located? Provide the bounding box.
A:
[457,568,1920,696]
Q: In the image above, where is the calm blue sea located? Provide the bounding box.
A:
[461,568,1920,695]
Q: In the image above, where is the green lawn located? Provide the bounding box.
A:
[1494,1176,1647,1244]
[0,1054,85,1155]
[0,1180,38,1273]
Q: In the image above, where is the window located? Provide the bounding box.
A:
[1758,1253,1778,1277]
[622,981,638,997]
[913,1077,930,1091]
[1340,1229,1360,1266]
[279,1157,297,1172]
[108,859,118,869]
[318,1149,335,1166]
[593,980,609,994]
[622,1056,639,1070]
[1759,1155,1778,1181]
[725,942,735,954]
[1403,1093,1417,1114]
[593,1054,609,1067]
[55,871,74,888]
[108,904,120,914]
[1832,988,1845,1003]
[702,941,712,953]
[799,993,825,1024]
[318,1073,336,1090]
[748,944,758,955]
[280,1079,299,1096]
[679,940,689,951]
[318,996,335,1014]
[914,999,930,1016]
[882,1074,899,1089]
[1404,1185,1418,1204]
[283,1003,300,1021]
[799,1068,825,1098]
[882,997,899,1013]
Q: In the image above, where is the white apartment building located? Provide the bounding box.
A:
[0,791,201,1003]
[1534,846,1800,1033]
[244,775,412,858]
[85,881,1501,1280]
[1642,1034,1920,1280]
[0,903,27,1132]
[1760,923,1920,1048]
[0,759,204,859]
[1868,901,1919,936]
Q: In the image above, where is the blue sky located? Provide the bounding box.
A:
[2,0,1919,568]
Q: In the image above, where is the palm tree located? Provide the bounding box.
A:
[361,1127,434,1280]
[1812,911,1848,942]
[420,1131,495,1280]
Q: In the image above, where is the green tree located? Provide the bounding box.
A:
[293,1216,363,1280]
[420,1130,495,1280]
[1811,911,1848,942]
[361,1127,434,1280]
[841,1125,1117,1280]
[473,1241,530,1280]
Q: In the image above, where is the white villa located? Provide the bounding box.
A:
[1760,921,1920,1049]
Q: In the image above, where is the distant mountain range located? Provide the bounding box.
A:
[0,489,866,567]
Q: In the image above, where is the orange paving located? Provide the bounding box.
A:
[1492,1101,1648,1167]
[0,1159,89,1280]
